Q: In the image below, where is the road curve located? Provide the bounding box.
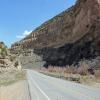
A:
[27,69,100,100]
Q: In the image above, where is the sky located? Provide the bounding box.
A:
[0,0,76,47]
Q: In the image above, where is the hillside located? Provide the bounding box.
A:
[11,0,100,67]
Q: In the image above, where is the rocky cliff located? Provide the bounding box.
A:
[11,0,100,67]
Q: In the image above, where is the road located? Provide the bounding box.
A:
[27,70,100,100]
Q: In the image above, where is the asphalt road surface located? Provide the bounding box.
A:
[27,70,100,100]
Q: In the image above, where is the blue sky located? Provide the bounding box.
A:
[0,0,76,47]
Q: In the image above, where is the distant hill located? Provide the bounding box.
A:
[11,0,100,67]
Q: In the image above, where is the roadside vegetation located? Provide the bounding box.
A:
[39,59,100,88]
[0,69,26,86]
[0,42,26,86]
[0,42,7,58]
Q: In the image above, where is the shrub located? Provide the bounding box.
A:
[64,65,77,74]
[94,70,100,78]
[10,55,16,62]
[77,61,89,75]
[14,61,19,68]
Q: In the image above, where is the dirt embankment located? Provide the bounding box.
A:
[0,69,30,100]
[0,80,30,100]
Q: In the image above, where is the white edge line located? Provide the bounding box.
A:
[32,79,51,100]
[28,71,51,100]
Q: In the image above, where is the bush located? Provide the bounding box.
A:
[77,61,89,75]
[10,55,16,62]
[64,65,77,74]
[14,61,19,68]
[94,70,100,78]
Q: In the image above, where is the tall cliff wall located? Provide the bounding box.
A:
[11,0,100,67]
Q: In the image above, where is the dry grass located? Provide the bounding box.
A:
[0,69,26,86]
[39,63,100,87]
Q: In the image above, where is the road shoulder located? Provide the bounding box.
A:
[0,80,30,100]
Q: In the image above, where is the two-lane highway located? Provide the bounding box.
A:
[27,70,100,100]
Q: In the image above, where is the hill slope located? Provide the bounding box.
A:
[11,0,100,67]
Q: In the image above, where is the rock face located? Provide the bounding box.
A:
[11,0,100,67]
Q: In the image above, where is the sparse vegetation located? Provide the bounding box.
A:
[39,60,100,87]
[9,54,16,62]
[0,42,7,58]
[0,69,26,86]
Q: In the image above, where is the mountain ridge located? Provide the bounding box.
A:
[11,0,100,67]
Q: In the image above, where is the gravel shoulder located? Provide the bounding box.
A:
[0,80,30,100]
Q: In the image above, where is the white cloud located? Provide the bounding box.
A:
[16,30,32,39]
